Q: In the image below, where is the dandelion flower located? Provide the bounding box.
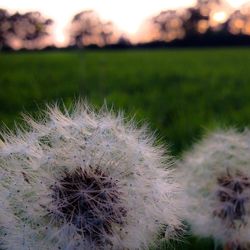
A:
[0,102,181,250]
[179,129,250,249]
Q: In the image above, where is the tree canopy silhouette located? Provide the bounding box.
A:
[226,6,250,35]
[69,10,118,47]
[143,0,250,45]
[0,9,53,50]
[0,9,53,49]
[148,0,225,42]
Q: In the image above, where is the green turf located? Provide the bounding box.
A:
[0,48,249,249]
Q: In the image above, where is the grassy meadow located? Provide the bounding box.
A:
[1,48,250,249]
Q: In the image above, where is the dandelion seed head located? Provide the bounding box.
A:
[50,166,127,246]
[179,129,250,248]
[0,101,181,250]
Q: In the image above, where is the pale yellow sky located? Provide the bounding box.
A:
[0,0,249,46]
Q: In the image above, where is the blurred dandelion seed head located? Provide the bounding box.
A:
[179,129,250,248]
[214,170,250,229]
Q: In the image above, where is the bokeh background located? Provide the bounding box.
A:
[1,0,250,249]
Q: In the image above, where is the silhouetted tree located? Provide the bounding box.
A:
[183,0,229,35]
[0,9,10,50]
[146,0,231,43]
[117,35,131,46]
[70,10,117,47]
[226,7,250,35]
[0,9,53,50]
[183,8,209,36]
[152,10,185,41]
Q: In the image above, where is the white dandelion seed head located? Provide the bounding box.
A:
[0,101,182,250]
[0,139,4,148]
[178,129,250,248]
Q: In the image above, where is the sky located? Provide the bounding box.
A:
[1,0,250,46]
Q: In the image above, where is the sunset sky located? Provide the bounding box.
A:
[1,0,250,46]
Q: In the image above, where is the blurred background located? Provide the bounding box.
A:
[1,0,250,249]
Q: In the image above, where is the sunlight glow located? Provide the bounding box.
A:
[212,11,228,23]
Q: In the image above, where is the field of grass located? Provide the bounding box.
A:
[1,48,250,249]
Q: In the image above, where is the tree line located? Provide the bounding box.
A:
[1,0,250,50]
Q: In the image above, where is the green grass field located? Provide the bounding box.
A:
[1,48,250,249]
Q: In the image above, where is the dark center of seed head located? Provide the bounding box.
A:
[50,166,127,244]
[214,170,250,228]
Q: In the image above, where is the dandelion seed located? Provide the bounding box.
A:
[179,129,250,250]
[0,101,181,250]
[0,139,4,148]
